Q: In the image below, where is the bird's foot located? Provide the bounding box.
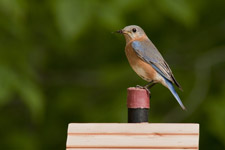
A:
[136,85,151,95]
[136,85,143,88]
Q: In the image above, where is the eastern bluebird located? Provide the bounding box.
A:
[117,25,185,110]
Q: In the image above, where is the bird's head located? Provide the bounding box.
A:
[116,25,146,42]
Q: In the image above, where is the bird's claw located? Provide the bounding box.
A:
[136,85,151,95]
[136,85,143,88]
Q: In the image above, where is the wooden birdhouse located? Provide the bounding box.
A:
[66,88,200,150]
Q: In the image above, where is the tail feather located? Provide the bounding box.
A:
[164,78,186,110]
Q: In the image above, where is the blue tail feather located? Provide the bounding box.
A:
[164,78,186,110]
[150,63,185,109]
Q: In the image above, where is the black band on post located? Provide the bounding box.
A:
[128,108,149,123]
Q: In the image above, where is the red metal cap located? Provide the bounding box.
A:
[127,87,150,108]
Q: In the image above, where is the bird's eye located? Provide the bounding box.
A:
[132,28,136,33]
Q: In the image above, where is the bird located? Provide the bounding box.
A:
[117,25,185,110]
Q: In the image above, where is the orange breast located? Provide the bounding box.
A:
[125,43,156,82]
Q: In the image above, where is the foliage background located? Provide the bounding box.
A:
[0,0,225,149]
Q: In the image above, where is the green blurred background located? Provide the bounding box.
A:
[0,0,225,149]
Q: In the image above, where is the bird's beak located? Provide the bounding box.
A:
[115,29,130,34]
[116,29,123,34]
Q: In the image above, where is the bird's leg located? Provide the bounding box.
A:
[145,83,156,89]
[143,82,153,88]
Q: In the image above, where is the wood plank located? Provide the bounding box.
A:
[67,135,198,148]
[68,123,199,134]
[66,123,199,149]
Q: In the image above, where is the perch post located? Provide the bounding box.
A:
[127,87,150,123]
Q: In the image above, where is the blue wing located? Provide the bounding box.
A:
[132,40,182,90]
